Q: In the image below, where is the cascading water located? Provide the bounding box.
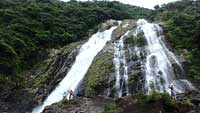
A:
[32,26,118,113]
[114,31,130,97]
[135,19,195,94]
[31,19,197,113]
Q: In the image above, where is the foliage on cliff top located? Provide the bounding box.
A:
[0,0,151,92]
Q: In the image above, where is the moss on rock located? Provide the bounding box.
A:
[128,74,138,88]
[101,102,118,113]
[136,32,146,47]
[124,35,135,47]
[84,51,114,97]
[32,41,83,89]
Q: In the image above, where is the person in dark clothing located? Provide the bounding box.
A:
[68,90,74,100]
[168,83,175,99]
[76,90,83,97]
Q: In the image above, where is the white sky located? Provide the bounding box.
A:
[60,0,180,9]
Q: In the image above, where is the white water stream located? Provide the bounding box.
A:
[136,19,195,94]
[114,31,130,97]
[32,26,117,113]
[32,19,196,113]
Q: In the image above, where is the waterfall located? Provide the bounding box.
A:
[32,26,118,113]
[114,31,130,97]
[31,19,197,113]
[135,19,195,94]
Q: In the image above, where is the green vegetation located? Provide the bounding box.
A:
[134,92,177,113]
[128,74,138,89]
[32,41,82,90]
[60,99,70,108]
[0,0,150,94]
[124,35,135,46]
[137,92,175,106]
[125,32,145,47]
[101,102,118,113]
[152,0,200,83]
[136,32,146,47]
[84,52,114,96]
[128,74,137,86]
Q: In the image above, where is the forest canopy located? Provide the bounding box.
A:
[0,0,150,89]
[152,0,200,83]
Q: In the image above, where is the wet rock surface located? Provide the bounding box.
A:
[82,19,140,98]
[42,96,114,113]
[0,89,36,113]
[42,92,200,113]
[33,42,83,104]
[176,91,200,113]
[111,19,136,41]
[0,41,83,113]
[83,48,115,97]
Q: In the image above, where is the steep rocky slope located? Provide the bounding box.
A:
[2,1,200,113]
[39,19,199,113]
[0,1,151,111]
[83,20,138,98]
[0,41,83,113]
[1,18,199,113]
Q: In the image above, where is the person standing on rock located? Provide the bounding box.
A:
[76,89,83,97]
[168,83,175,99]
[68,90,74,100]
[63,91,67,98]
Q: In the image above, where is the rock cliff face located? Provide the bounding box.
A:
[82,19,145,98]
[0,41,83,113]
[2,19,198,113]
[28,19,198,113]
[32,42,83,104]
[39,19,199,113]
